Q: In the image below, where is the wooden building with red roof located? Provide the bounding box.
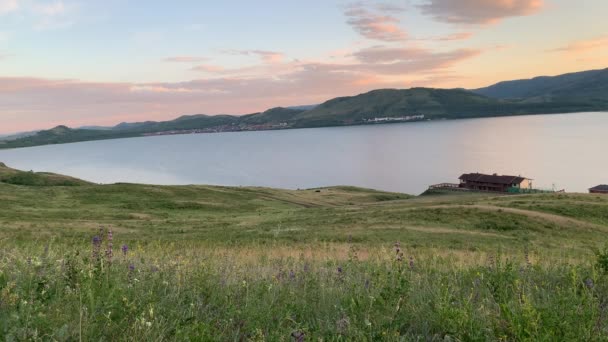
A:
[459,173,532,193]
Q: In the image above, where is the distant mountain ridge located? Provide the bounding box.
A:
[472,68,608,102]
[1,67,607,149]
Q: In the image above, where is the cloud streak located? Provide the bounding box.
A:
[350,46,481,75]
[551,35,608,54]
[419,0,544,25]
[222,49,285,63]
[344,3,407,41]
[434,32,474,41]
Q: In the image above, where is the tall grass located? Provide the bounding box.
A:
[1,230,606,341]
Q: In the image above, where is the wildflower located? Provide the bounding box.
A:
[524,247,532,267]
[121,244,129,257]
[337,266,343,274]
[585,278,594,289]
[127,263,136,282]
[106,229,113,264]
[487,254,495,269]
[364,279,370,290]
[92,235,102,260]
[336,317,350,334]
[289,270,296,281]
[409,256,415,269]
[394,242,404,262]
[291,331,305,342]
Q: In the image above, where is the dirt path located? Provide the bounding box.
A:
[361,201,607,231]
[467,205,604,229]
[411,204,607,231]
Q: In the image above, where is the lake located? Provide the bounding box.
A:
[0,112,606,194]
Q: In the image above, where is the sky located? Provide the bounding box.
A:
[0,0,607,134]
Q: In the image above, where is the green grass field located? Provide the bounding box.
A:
[2,163,608,340]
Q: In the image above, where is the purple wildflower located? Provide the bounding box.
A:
[337,266,343,274]
[585,278,594,289]
[395,241,404,261]
[409,256,415,269]
[291,331,305,342]
[121,244,128,256]
[105,229,113,263]
[289,270,296,281]
[92,235,102,260]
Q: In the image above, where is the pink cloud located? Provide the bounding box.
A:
[344,4,407,41]
[253,50,284,63]
[222,49,285,64]
[191,64,225,73]
[434,32,474,41]
[551,35,608,54]
[351,46,481,73]
[419,0,544,25]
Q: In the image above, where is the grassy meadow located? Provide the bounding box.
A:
[2,163,608,340]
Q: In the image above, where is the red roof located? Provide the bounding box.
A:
[459,173,528,185]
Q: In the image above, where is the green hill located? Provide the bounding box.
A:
[473,68,608,104]
[291,88,504,127]
[0,162,90,186]
[240,107,305,125]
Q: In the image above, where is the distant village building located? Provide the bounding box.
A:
[364,115,425,123]
[459,173,532,193]
[589,185,608,194]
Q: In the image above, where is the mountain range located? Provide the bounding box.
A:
[1,67,607,149]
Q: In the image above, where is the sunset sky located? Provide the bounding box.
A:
[1,0,607,134]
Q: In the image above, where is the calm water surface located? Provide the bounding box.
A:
[1,112,606,194]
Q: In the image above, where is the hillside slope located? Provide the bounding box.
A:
[292,88,504,126]
[473,68,608,103]
[0,162,90,186]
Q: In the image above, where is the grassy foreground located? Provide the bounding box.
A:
[2,163,608,340]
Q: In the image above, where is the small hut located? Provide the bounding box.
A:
[589,185,608,194]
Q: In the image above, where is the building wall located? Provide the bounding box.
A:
[461,182,509,192]
[519,179,532,189]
